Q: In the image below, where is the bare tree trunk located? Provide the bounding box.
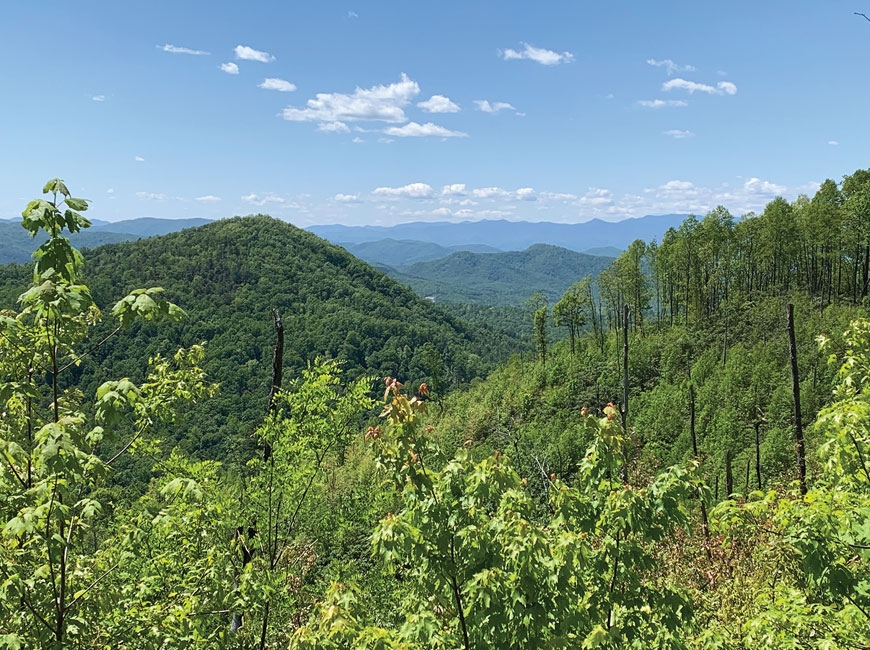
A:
[787,303,807,495]
[689,382,711,560]
[621,304,629,483]
[725,449,733,497]
[754,421,762,490]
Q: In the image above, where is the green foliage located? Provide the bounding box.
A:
[0,180,212,648]
[293,381,699,649]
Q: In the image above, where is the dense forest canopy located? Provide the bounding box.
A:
[1,173,869,648]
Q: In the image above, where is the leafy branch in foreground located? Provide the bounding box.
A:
[293,377,701,649]
[0,179,212,649]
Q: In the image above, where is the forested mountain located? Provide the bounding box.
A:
[340,238,501,268]
[0,216,215,264]
[390,243,614,305]
[309,213,687,252]
[0,215,517,461]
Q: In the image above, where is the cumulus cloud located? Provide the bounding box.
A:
[334,193,361,202]
[242,192,285,206]
[646,58,695,75]
[195,195,221,202]
[417,94,460,113]
[501,42,574,65]
[441,184,467,197]
[662,78,738,95]
[474,100,516,113]
[516,187,536,201]
[259,78,296,92]
[664,129,695,139]
[743,177,786,195]
[383,122,467,138]
[318,121,350,133]
[637,99,688,108]
[235,45,275,63]
[220,62,240,74]
[160,44,210,55]
[372,183,434,199]
[282,73,419,125]
[578,188,614,207]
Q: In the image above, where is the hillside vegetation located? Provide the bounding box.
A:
[2,174,869,649]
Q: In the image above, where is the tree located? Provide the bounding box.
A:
[553,279,589,356]
[0,179,212,649]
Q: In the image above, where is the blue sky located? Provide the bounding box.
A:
[1,1,867,226]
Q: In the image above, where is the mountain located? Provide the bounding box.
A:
[389,243,614,306]
[89,217,214,237]
[0,221,140,265]
[0,217,214,265]
[308,214,687,253]
[0,215,518,460]
[341,238,502,268]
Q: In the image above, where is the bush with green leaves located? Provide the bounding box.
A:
[0,180,212,649]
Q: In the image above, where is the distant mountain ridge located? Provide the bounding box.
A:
[341,238,502,268]
[386,243,614,306]
[0,217,214,265]
[308,214,687,253]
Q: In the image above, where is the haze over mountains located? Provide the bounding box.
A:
[309,214,687,253]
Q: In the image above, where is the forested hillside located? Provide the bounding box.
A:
[2,174,869,648]
[0,214,518,461]
[391,243,614,305]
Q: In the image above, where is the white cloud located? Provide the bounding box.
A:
[195,195,221,202]
[743,178,786,195]
[235,45,275,63]
[91,95,105,102]
[501,42,574,65]
[540,192,578,201]
[383,122,467,138]
[516,187,537,201]
[372,183,434,199]
[318,121,350,133]
[242,192,285,206]
[136,192,167,200]
[282,73,419,124]
[134,156,145,162]
[352,136,364,143]
[106,188,114,194]
[160,44,210,56]
[646,58,695,75]
[259,78,296,92]
[334,193,361,202]
[417,94,460,113]
[578,188,614,207]
[441,183,467,197]
[828,140,839,146]
[663,78,738,95]
[474,100,516,113]
[347,10,358,18]
[431,207,452,216]
[637,99,688,108]
[220,62,240,75]
[664,129,695,139]
[472,187,511,199]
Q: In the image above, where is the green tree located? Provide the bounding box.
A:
[553,279,589,356]
[0,180,211,649]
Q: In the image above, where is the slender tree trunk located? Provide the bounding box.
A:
[689,383,711,559]
[754,421,762,490]
[787,303,807,495]
[621,304,629,483]
[725,449,733,497]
